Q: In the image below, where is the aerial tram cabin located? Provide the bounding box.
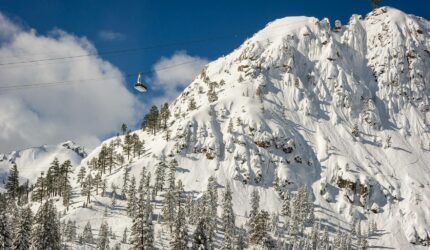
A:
[134,72,148,92]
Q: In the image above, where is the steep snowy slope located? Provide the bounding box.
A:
[22,7,430,249]
[0,141,86,190]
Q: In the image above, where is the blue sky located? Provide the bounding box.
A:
[0,0,429,151]
[2,0,429,103]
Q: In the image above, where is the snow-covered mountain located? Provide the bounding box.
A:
[0,141,86,190]
[2,6,430,249]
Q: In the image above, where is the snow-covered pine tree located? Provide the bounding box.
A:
[6,164,20,200]
[333,224,342,249]
[203,176,218,247]
[94,172,102,195]
[122,166,130,199]
[249,189,260,228]
[122,227,128,244]
[127,176,137,217]
[31,172,46,203]
[320,226,330,250]
[123,133,133,160]
[154,161,166,196]
[221,184,235,250]
[111,190,117,209]
[77,166,87,186]
[121,123,128,135]
[60,159,73,193]
[281,192,290,218]
[0,206,12,249]
[188,97,197,111]
[81,173,93,204]
[170,180,188,250]
[235,226,247,250]
[227,119,234,133]
[96,221,110,250]
[142,192,154,249]
[357,219,362,248]
[249,210,272,248]
[163,160,177,232]
[192,219,208,250]
[82,221,94,244]
[160,102,171,130]
[101,178,107,197]
[309,221,319,249]
[130,180,154,250]
[62,181,72,211]
[12,206,33,250]
[31,200,61,250]
[65,219,77,242]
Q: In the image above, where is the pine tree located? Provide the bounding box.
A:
[13,206,33,250]
[235,226,246,250]
[77,166,86,185]
[65,220,77,242]
[122,167,130,199]
[145,105,160,135]
[188,97,197,111]
[160,103,171,130]
[154,162,166,195]
[121,123,128,135]
[31,201,61,250]
[281,192,290,217]
[227,119,234,133]
[6,164,20,200]
[249,189,260,225]
[101,178,107,197]
[170,181,188,250]
[97,221,110,250]
[127,176,137,217]
[206,176,218,244]
[207,83,218,103]
[130,191,153,250]
[81,173,93,204]
[309,221,319,249]
[356,219,364,249]
[62,183,72,211]
[82,221,94,244]
[333,224,342,249]
[221,184,235,250]
[0,208,12,249]
[60,160,73,194]
[249,210,271,248]
[320,226,330,250]
[123,133,133,160]
[32,173,46,203]
[192,219,208,250]
[111,191,117,209]
[122,227,128,244]
[163,160,177,232]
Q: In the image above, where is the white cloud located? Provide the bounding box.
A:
[151,51,208,104]
[0,13,141,153]
[98,30,126,41]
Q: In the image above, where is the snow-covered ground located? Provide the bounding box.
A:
[1,6,430,249]
[0,141,85,191]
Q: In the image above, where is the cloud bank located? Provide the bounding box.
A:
[0,13,140,152]
[151,51,209,104]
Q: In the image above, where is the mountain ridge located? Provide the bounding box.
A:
[1,6,430,249]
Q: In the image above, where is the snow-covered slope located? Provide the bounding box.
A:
[3,6,430,249]
[0,141,86,190]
